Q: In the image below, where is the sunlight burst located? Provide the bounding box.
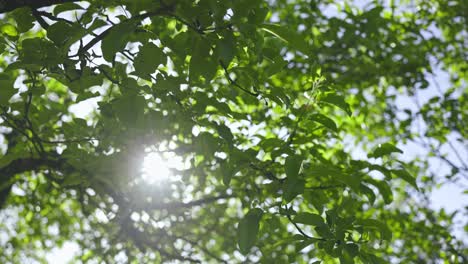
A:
[141,152,171,183]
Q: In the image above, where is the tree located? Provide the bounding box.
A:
[0,0,466,263]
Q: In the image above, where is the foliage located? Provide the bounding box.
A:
[0,0,466,263]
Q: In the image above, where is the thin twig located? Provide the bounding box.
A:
[220,61,259,97]
[32,9,50,29]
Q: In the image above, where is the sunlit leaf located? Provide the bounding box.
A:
[1,24,18,37]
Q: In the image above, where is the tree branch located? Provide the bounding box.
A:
[0,156,65,208]
[0,0,79,14]
[0,157,64,177]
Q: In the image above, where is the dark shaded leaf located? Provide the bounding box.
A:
[294,212,325,226]
[133,43,166,77]
[366,179,393,204]
[283,178,305,202]
[237,208,263,255]
[368,143,403,158]
[101,22,136,62]
[309,113,338,132]
[356,219,392,241]
[261,23,309,54]
[392,168,418,190]
[285,155,302,180]
[320,93,352,116]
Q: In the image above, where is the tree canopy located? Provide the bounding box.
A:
[0,0,466,263]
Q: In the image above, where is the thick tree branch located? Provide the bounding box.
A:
[0,156,65,208]
[0,0,79,14]
[0,157,64,176]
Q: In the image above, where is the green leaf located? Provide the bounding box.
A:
[360,184,376,205]
[237,208,263,255]
[221,161,234,186]
[315,225,334,239]
[133,43,166,77]
[320,93,352,116]
[309,113,338,132]
[261,24,309,54]
[265,56,287,77]
[368,143,403,158]
[392,168,418,190]
[53,3,84,15]
[356,219,392,241]
[20,38,63,66]
[285,155,302,180]
[101,22,136,62]
[47,21,85,49]
[0,74,16,104]
[283,178,305,202]
[11,8,35,33]
[217,32,236,66]
[216,123,234,144]
[309,164,360,191]
[47,21,73,45]
[360,252,387,264]
[365,179,393,204]
[344,243,359,257]
[1,24,18,37]
[113,93,146,125]
[341,242,359,263]
[190,38,217,83]
[68,69,103,93]
[294,213,325,226]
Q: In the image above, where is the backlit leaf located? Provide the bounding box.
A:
[1,24,18,37]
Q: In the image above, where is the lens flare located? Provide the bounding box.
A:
[141,152,171,183]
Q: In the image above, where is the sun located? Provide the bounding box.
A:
[141,152,172,183]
